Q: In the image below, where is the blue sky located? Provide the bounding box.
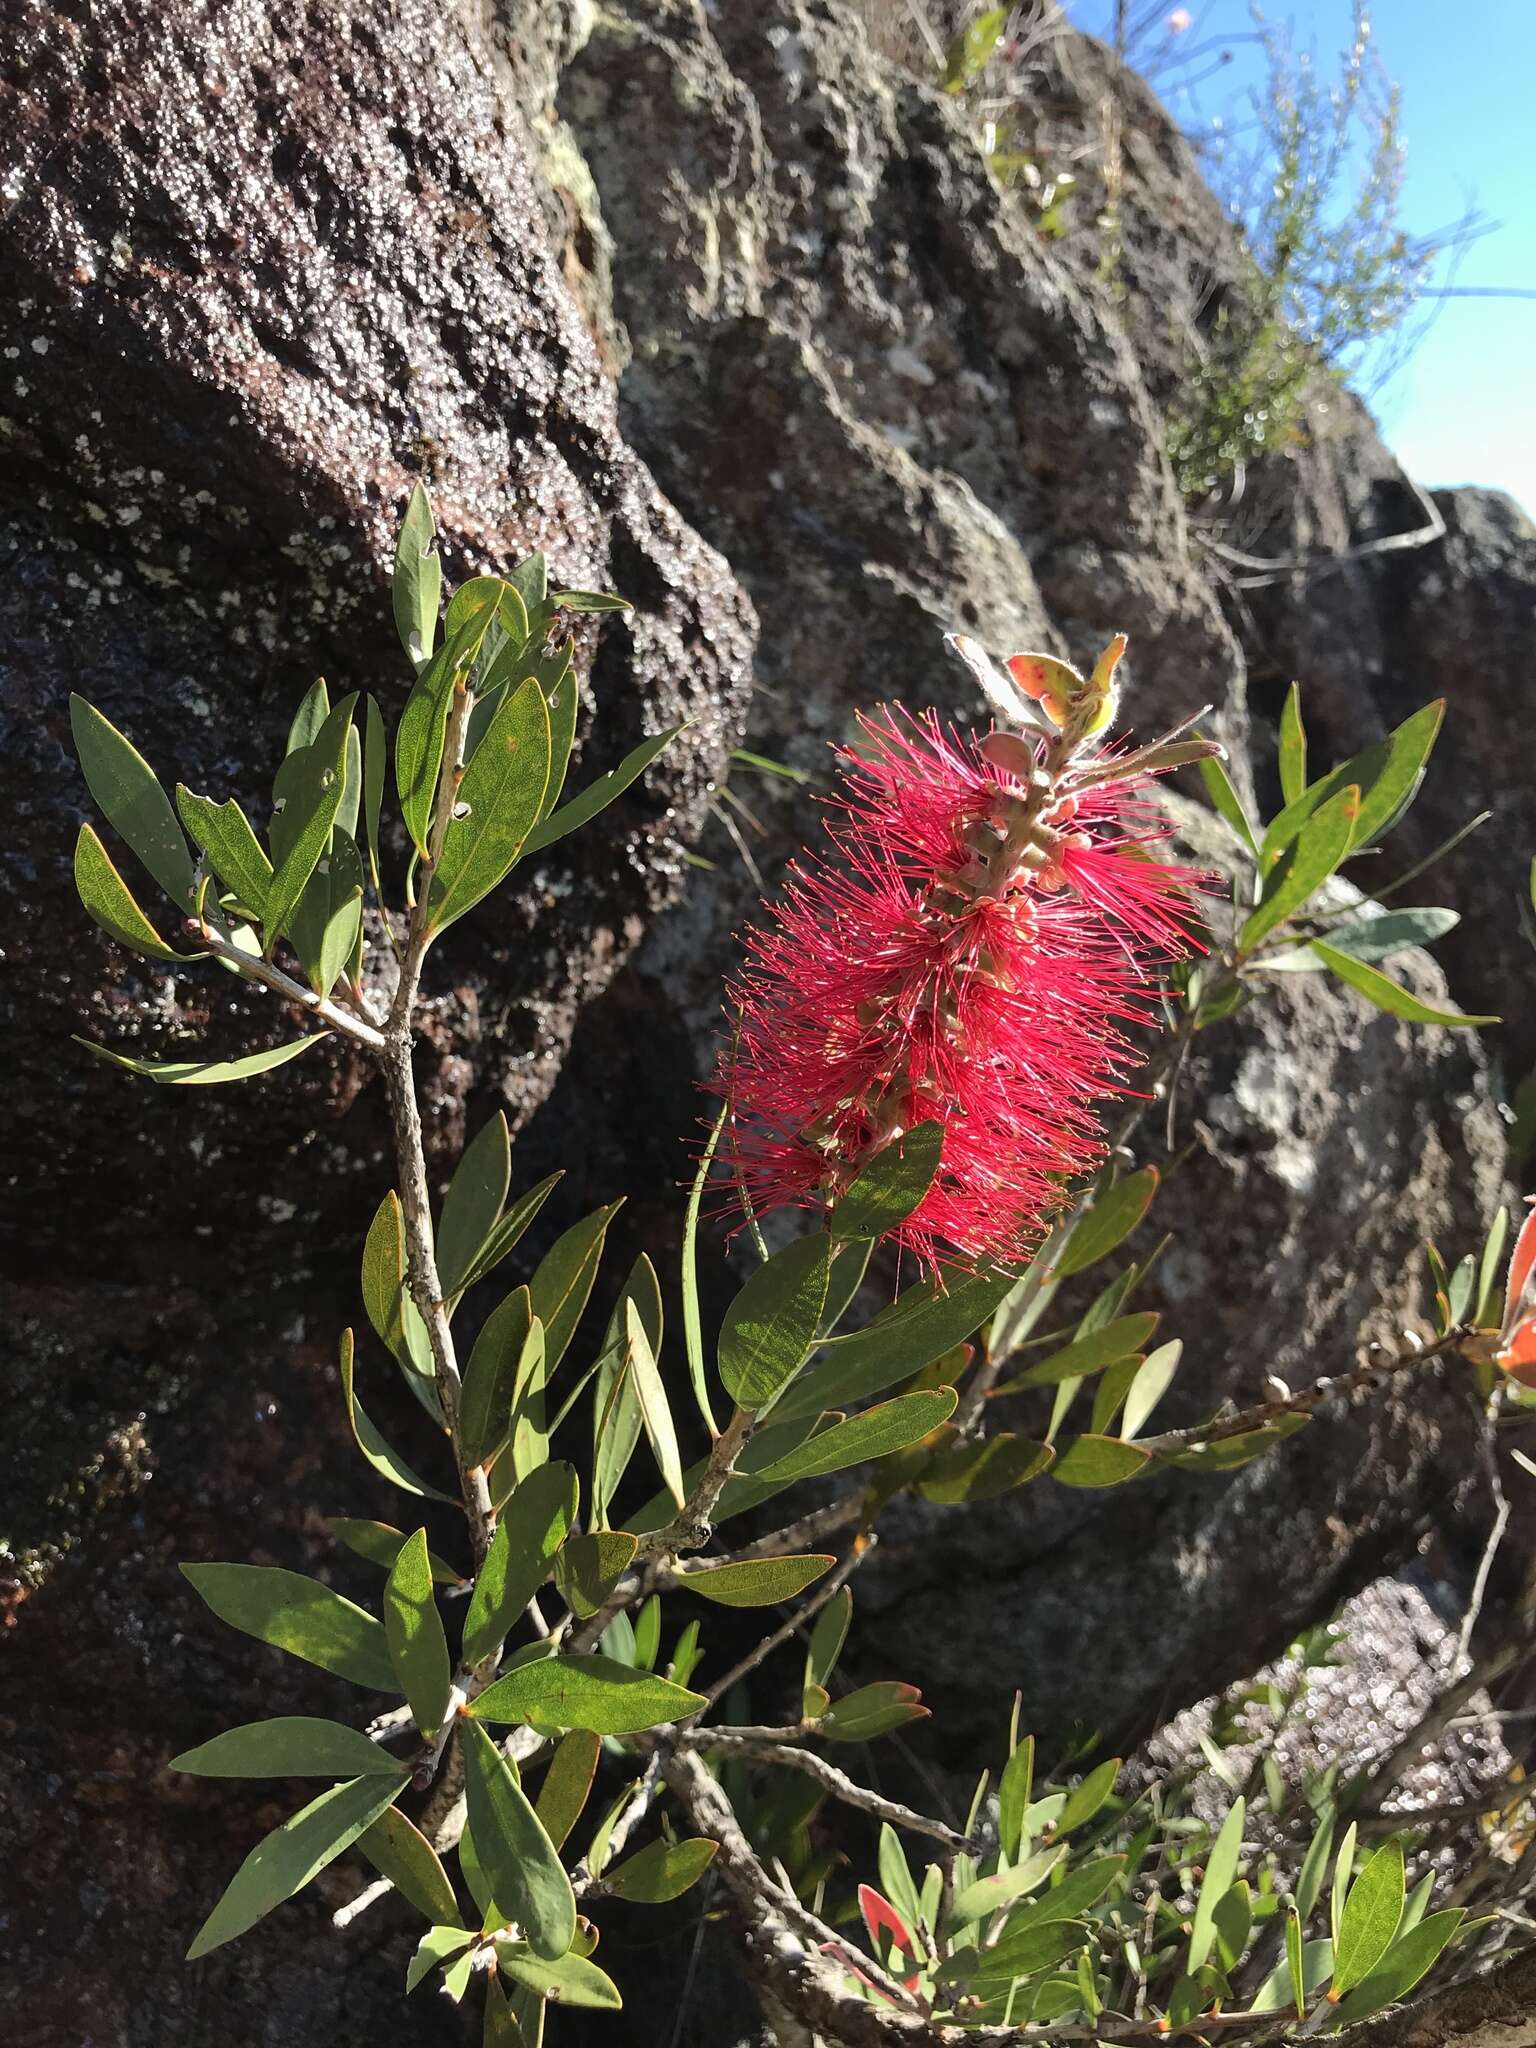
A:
[1066,0,1536,513]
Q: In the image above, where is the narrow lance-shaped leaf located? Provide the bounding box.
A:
[1240,782,1359,953]
[265,693,358,944]
[469,1653,707,1734]
[755,1390,958,1482]
[460,1286,534,1470]
[718,1234,831,1411]
[172,1718,410,1780]
[393,481,442,669]
[74,1032,331,1086]
[534,1729,601,1853]
[70,695,196,906]
[384,1529,453,1739]
[357,1804,461,1927]
[779,1263,1018,1422]
[180,1561,397,1690]
[395,584,502,856]
[523,726,683,857]
[605,1839,719,1903]
[187,1775,401,1959]
[460,1720,576,1960]
[681,1101,726,1438]
[461,1461,579,1670]
[338,1330,455,1502]
[326,1518,463,1585]
[1311,940,1498,1029]
[591,1257,659,1528]
[1187,1798,1246,1971]
[175,789,274,918]
[1332,1839,1406,1997]
[1052,1169,1159,1280]
[1278,682,1307,806]
[427,677,552,931]
[832,1121,943,1241]
[676,1555,834,1607]
[438,1113,512,1300]
[625,1298,686,1511]
[74,823,183,961]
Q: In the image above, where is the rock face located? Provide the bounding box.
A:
[1,3,1526,2046]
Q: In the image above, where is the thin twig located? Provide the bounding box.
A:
[673,1727,970,1853]
[194,921,387,1051]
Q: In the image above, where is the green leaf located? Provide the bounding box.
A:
[530,1203,624,1378]
[681,1103,726,1439]
[1295,1811,1335,1925]
[1333,1839,1405,1996]
[287,826,363,998]
[461,1720,576,1958]
[1165,1414,1310,1469]
[175,789,275,920]
[495,1945,622,2009]
[1011,1856,1123,1933]
[407,1923,476,1994]
[286,678,330,756]
[393,482,442,668]
[1054,1757,1120,1836]
[471,1653,705,1734]
[996,1313,1157,1392]
[777,1265,1017,1422]
[550,588,632,614]
[70,695,196,907]
[949,1848,1064,1928]
[1252,1935,1333,2012]
[552,1530,637,1619]
[1256,907,1460,972]
[358,1804,462,1926]
[805,1588,853,1714]
[1279,684,1307,806]
[1334,1908,1464,2024]
[718,1235,832,1411]
[1197,747,1262,860]
[188,1773,400,1959]
[461,1462,579,1669]
[438,1114,512,1300]
[326,1519,463,1585]
[74,823,184,960]
[624,1298,686,1512]
[1050,1434,1151,1488]
[591,1256,664,1524]
[1052,1170,1159,1280]
[941,5,1007,90]
[939,1920,1089,1986]
[1264,701,1444,859]
[338,1330,454,1501]
[171,1717,409,1779]
[1242,783,1360,954]
[832,1122,943,1240]
[1310,941,1498,1028]
[427,678,552,930]
[461,1286,535,1470]
[265,693,358,943]
[535,1729,600,1853]
[384,1530,453,1739]
[756,1390,958,1482]
[522,727,682,857]
[916,1432,1054,1502]
[180,1562,396,1690]
[1187,1799,1246,1971]
[361,693,387,893]
[1119,1341,1183,1441]
[1332,1821,1359,1947]
[998,1735,1036,1861]
[677,1555,835,1607]
[395,586,502,856]
[817,1680,928,1744]
[456,1173,565,1299]
[1287,1906,1306,2016]
[74,1032,330,1086]
[605,1837,719,1903]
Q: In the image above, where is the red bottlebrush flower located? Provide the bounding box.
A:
[715,687,1212,1273]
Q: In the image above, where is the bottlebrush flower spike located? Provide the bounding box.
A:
[716,636,1217,1272]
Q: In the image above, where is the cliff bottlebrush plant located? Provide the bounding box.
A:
[66,488,1524,2044]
